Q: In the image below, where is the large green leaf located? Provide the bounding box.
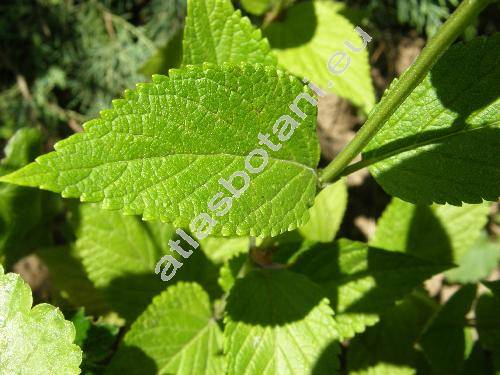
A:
[298,179,347,242]
[370,198,490,265]
[363,35,500,205]
[224,269,339,374]
[419,285,476,374]
[264,1,375,112]
[108,282,224,375]
[291,239,448,339]
[0,128,51,267]
[183,0,276,65]
[1,64,319,237]
[0,265,82,374]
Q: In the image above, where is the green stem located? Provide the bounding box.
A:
[319,0,491,184]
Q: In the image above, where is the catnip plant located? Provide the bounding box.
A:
[0,0,498,374]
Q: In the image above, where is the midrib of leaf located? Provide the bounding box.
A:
[344,123,500,175]
[49,153,316,176]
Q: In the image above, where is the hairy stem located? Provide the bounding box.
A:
[319,0,491,184]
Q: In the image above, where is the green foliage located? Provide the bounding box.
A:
[419,285,476,374]
[1,64,319,237]
[109,282,224,374]
[364,35,500,205]
[396,0,459,37]
[371,198,490,263]
[0,128,52,267]
[291,239,448,339]
[476,281,500,364]
[71,308,120,373]
[0,265,82,374]
[183,0,277,66]
[346,292,438,374]
[240,0,295,16]
[298,179,347,243]
[446,232,500,284]
[0,0,498,373]
[264,1,375,112]
[224,269,339,374]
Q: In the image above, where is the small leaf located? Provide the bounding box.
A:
[364,35,500,205]
[291,239,448,339]
[370,198,490,264]
[264,1,375,112]
[0,265,82,374]
[183,0,276,66]
[224,269,339,374]
[1,64,320,237]
[108,282,225,375]
[298,179,347,242]
[419,284,477,374]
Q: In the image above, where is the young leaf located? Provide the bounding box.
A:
[0,128,51,267]
[291,239,448,339]
[0,265,82,374]
[1,64,319,237]
[363,35,500,205]
[419,284,477,374]
[224,269,339,374]
[200,236,250,264]
[298,179,347,242]
[183,0,277,66]
[346,292,438,375]
[108,282,225,375]
[264,1,375,112]
[240,0,274,15]
[370,198,490,264]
